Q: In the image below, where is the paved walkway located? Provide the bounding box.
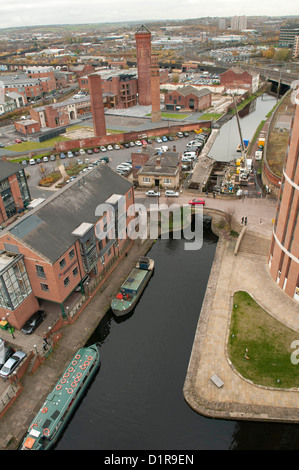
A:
[183,221,299,423]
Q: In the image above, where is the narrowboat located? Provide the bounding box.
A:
[20,343,101,450]
[111,256,154,317]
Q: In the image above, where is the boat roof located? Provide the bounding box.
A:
[121,268,148,293]
[22,344,100,449]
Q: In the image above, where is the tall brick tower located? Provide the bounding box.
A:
[268,87,299,301]
[150,53,161,122]
[135,25,152,106]
[88,73,106,137]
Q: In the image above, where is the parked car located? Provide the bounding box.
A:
[22,160,28,165]
[86,149,93,155]
[29,158,36,165]
[188,198,205,206]
[14,139,22,144]
[168,136,174,141]
[107,145,113,150]
[100,146,107,152]
[183,132,189,137]
[176,132,183,138]
[93,148,100,153]
[141,140,147,145]
[162,136,168,142]
[60,153,66,159]
[146,190,160,197]
[36,158,42,164]
[98,156,109,163]
[123,143,130,148]
[129,141,135,147]
[135,140,142,146]
[155,137,162,143]
[0,346,15,368]
[79,149,85,155]
[113,144,120,150]
[50,154,56,161]
[21,310,46,335]
[0,351,26,378]
[165,190,179,197]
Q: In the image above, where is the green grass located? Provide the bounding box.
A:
[228,291,299,389]
[5,135,70,151]
[199,112,222,121]
[146,112,190,119]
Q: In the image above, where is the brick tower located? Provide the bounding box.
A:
[135,25,152,106]
[88,73,106,137]
[150,53,161,122]
[268,87,299,301]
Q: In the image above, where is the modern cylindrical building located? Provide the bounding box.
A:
[135,25,152,106]
[268,88,299,301]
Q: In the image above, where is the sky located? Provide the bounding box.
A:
[0,0,299,29]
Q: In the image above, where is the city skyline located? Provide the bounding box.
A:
[0,0,299,30]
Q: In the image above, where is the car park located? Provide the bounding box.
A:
[168,136,174,141]
[93,148,100,153]
[188,198,205,206]
[14,139,22,144]
[129,141,135,147]
[22,160,28,165]
[67,151,74,158]
[74,151,80,157]
[60,153,66,159]
[77,159,84,165]
[29,159,36,165]
[176,132,183,138]
[0,350,26,378]
[135,141,142,146]
[79,149,85,155]
[183,132,189,137]
[100,146,107,152]
[84,158,90,164]
[36,158,41,164]
[86,149,93,155]
[113,144,120,150]
[50,154,56,161]
[155,137,162,143]
[165,190,179,197]
[21,310,46,335]
[123,143,130,148]
[98,156,109,163]
[141,140,147,145]
[107,145,113,150]
[146,190,160,197]
[162,136,168,142]
[43,156,49,162]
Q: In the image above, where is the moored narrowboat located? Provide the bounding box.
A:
[20,343,101,450]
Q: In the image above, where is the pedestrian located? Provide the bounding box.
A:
[43,334,49,345]
[241,217,244,224]
[43,343,48,352]
[213,191,215,199]
[244,217,247,226]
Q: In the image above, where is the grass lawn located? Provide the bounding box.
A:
[228,291,299,389]
[199,112,223,120]
[146,112,190,119]
[5,135,70,152]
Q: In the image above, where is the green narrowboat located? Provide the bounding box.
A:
[111,256,154,317]
[20,343,101,450]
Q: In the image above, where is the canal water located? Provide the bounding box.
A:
[54,221,299,451]
[209,94,277,162]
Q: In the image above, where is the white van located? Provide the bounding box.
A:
[183,152,196,159]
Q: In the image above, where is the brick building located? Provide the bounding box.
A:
[137,152,181,190]
[0,161,31,224]
[0,165,134,329]
[220,66,259,93]
[164,85,212,112]
[268,90,299,301]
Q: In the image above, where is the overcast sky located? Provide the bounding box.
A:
[1,0,299,29]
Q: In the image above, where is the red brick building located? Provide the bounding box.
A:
[89,74,106,137]
[165,85,212,112]
[268,91,299,301]
[0,161,31,224]
[14,119,41,135]
[220,66,259,93]
[151,54,161,122]
[0,165,134,329]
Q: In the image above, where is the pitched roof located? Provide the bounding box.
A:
[174,85,211,98]
[0,161,24,182]
[138,153,180,176]
[7,165,132,263]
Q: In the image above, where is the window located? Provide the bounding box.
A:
[73,266,78,277]
[164,178,171,184]
[41,283,49,292]
[69,248,75,259]
[143,177,151,183]
[36,264,46,279]
[59,258,66,269]
[64,276,70,287]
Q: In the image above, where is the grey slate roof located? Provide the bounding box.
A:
[175,85,211,98]
[8,165,132,263]
[0,161,24,182]
[138,152,180,176]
